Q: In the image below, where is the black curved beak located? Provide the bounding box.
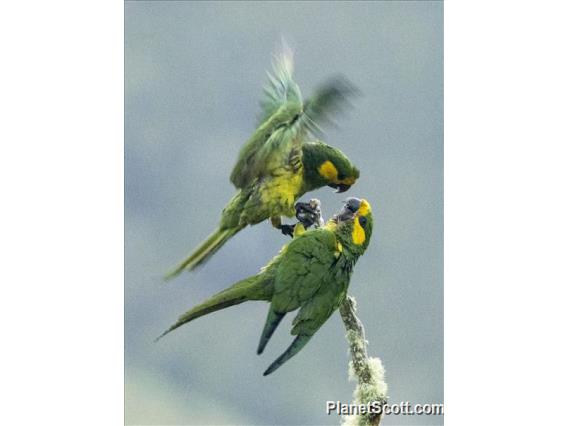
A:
[335,197,362,222]
[328,183,352,193]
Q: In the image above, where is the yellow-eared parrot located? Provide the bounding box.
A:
[165,45,360,279]
[158,198,374,376]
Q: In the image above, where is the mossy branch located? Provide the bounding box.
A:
[339,295,388,426]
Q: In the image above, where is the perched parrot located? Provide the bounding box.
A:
[165,45,360,279]
[158,197,374,376]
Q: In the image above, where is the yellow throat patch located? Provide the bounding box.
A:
[352,199,371,245]
[352,217,366,245]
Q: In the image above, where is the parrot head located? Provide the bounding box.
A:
[301,141,360,193]
[332,197,374,256]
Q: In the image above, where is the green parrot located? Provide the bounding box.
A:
[165,46,360,279]
[158,197,374,376]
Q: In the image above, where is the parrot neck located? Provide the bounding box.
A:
[335,224,367,261]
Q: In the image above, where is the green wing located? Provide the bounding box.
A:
[256,44,358,130]
[286,227,349,336]
[230,46,303,189]
[290,278,348,336]
[299,76,359,137]
[230,105,303,189]
[257,43,302,125]
[258,228,344,375]
[230,48,358,189]
[271,228,338,313]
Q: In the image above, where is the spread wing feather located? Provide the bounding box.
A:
[230,45,358,189]
[257,42,302,125]
[299,76,359,137]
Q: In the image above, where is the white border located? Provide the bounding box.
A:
[1,1,123,424]
[446,1,568,424]
[2,1,568,424]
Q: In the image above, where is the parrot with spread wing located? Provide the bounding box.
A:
[158,197,373,376]
[165,44,360,279]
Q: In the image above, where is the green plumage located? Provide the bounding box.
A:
[158,198,374,375]
[165,45,359,279]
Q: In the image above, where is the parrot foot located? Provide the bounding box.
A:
[279,224,295,238]
[295,199,324,229]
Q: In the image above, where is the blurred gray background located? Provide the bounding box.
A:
[125,1,442,425]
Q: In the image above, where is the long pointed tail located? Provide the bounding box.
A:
[156,274,273,341]
[165,226,243,280]
[263,334,313,376]
[257,308,286,355]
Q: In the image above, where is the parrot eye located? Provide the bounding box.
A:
[358,216,367,227]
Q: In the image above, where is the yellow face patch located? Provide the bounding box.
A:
[318,161,357,186]
[352,216,366,245]
[318,160,338,181]
[358,199,371,216]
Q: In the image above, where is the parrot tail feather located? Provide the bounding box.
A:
[164,226,243,280]
[263,334,312,376]
[257,309,286,355]
[156,275,272,342]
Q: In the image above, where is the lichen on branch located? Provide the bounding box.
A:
[339,295,388,426]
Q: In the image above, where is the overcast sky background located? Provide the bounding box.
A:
[125,1,442,425]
